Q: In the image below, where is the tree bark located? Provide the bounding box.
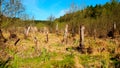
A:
[79,25,85,53]
[24,26,31,39]
[79,25,85,48]
[94,29,96,40]
[44,27,49,43]
[56,23,58,35]
[34,37,38,52]
[63,24,68,44]
[46,31,49,43]
[113,23,116,38]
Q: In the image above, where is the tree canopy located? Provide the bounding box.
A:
[55,0,120,37]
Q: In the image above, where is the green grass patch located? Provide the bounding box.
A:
[78,53,111,68]
[40,54,75,68]
[10,48,55,68]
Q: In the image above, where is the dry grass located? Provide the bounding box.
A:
[1,29,120,68]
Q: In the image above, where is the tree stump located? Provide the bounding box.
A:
[9,33,17,39]
[34,37,38,52]
[79,25,85,47]
[93,29,96,40]
[44,27,49,43]
[46,31,49,43]
[63,24,68,44]
[113,23,117,38]
[79,25,85,53]
[107,23,117,39]
[87,46,93,54]
[56,23,59,36]
[24,26,31,39]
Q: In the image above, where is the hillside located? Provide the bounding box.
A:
[0,0,120,68]
[55,1,120,37]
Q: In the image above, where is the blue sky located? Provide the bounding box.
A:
[22,0,110,20]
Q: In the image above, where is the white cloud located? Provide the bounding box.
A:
[56,9,69,18]
[22,0,69,20]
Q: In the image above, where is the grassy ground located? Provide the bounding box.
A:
[0,31,120,68]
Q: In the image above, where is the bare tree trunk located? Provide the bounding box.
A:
[94,29,96,40]
[26,26,31,36]
[63,24,68,44]
[46,31,49,43]
[79,25,85,48]
[24,26,31,39]
[79,25,86,53]
[34,37,38,52]
[44,27,49,43]
[56,23,58,35]
[71,27,75,37]
[113,23,116,38]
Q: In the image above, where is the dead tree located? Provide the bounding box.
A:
[107,23,117,39]
[46,31,49,43]
[56,23,59,35]
[26,26,31,35]
[87,46,93,54]
[113,23,116,38]
[44,27,49,43]
[93,29,96,40]
[24,26,31,39]
[31,26,38,33]
[71,27,75,37]
[79,25,85,47]
[30,26,38,39]
[71,26,77,43]
[79,25,85,53]
[45,31,49,43]
[63,24,68,44]
[34,37,38,52]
